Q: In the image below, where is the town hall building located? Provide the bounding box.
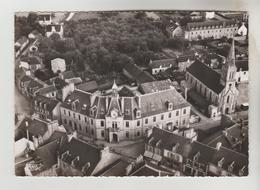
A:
[186,40,239,118]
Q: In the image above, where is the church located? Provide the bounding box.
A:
[186,39,239,118]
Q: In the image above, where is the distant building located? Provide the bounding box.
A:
[144,127,248,176]
[58,135,120,176]
[149,58,178,75]
[51,58,66,74]
[186,40,239,118]
[184,20,238,41]
[177,54,195,71]
[37,12,52,25]
[33,95,61,121]
[235,59,248,83]
[46,23,64,38]
[19,56,43,72]
[15,36,29,57]
[19,76,45,97]
[237,22,247,36]
[60,80,191,142]
[166,23,183,38]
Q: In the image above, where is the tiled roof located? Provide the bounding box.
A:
[34,95,60,112]
[97,159,129,176]
[186,20,237,31]
[19,117,49,138]
[60,71,75,80]
[147,127,248,176]
[61,90,91,115]
[140,88,189,117]
[60,137,101,175]
[95,96,106,119]
[118,86,135,97]
[187,60,225,94]
[76,81,99,93]
[149,58,177,69]
[27,79,44,89]
[35,139,61,168]
[38,85,57,95]
[139,79,176,94]
[123,62,155,84]
[20,56,42,65]
[236,60,248,71]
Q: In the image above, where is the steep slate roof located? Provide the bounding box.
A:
[118,86,135,97]
[34,95,60,112]
[19,117,49,138]
[139,79,175,94]
[60,71,75,79]
[27,79,44,89]
[95,96,106,119]
[140,88,189,118]
[147,127,248,176]
[187,60,225,94]
[236,60,248,71]
[35,139,61,169]
[60,137,101,175]
[76,81,99,93]
[61,90,91,115]
[149,58,177,69]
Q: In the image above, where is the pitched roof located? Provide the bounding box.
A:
[236,60,248,71]
[20,75,32,83]
[61,90,91,115]
[38,85,57,95]
[60,71,75,80]
[60,137,101,175]
[139,79,176,94]
[118,86,135,97]
[149,58,177,69]
[187,60,225,94]
[34,95,60,112]
[20,56,42,65]
[76,81,99,93]
[123,62,155,84]
[27,79,44,89]
[16,36,28,46]
[19,117,49,138]
[97,159,129,176]
[186,20,237,31]
[140,88,189,117]
[147,127,248,176]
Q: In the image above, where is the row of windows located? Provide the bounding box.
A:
[190,28,237,35]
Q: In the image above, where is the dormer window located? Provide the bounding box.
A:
[193,152,200,162]
[228,161,235,173]
[239,166,246,176]
[168,102,173,111]
[218,157,225,168]
[125,109,130,115]
[136,109,141,119]
[90,109,94,117]
[72,102,76,111]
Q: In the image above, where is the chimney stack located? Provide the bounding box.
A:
[216,142,222,151]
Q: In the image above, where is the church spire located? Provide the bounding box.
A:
[227,39,235,65]
[112,79,118,91]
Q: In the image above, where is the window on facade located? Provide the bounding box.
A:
[176,121,179,126]
[176,110,179,116]
[145,118,148,124]
[183,109,186,115]
[73,113,75,119]
[63,110,66,115]
[227,95,230,104]
[126,131,129,138]
[112,121,118,129]
[79,125,82,131]
[91,129,94,135]
[101,120,104,127]
[136,110,141,118]
[86,127,88,133]
[64,119,67,124]
[168,112,172,118]
[85,117,87,123]
[137,131,140,136]
[153,116,156,122]
[137,120,140,126]
[90,119,93,125]
[68,111,71,117]
[183,119,186,125]
[78,115,81,120]
[69,120,72,127]
[161,114,164,120]
[101,130,104,137]
[74,123,77,131]
[125,121,129,127]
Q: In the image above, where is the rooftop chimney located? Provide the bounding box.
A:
[216,142,222,151]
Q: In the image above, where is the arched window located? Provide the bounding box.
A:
[227,95,230,103]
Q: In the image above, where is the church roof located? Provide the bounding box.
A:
[187,60,225,94]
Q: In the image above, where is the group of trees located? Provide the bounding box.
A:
[63,13,168,74]
[15,13,44,41]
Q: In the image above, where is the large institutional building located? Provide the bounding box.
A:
[184,20,238,41]
[186,40,239,118]
[60,80,191,142]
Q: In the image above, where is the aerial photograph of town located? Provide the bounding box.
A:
[14,10,248,176]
